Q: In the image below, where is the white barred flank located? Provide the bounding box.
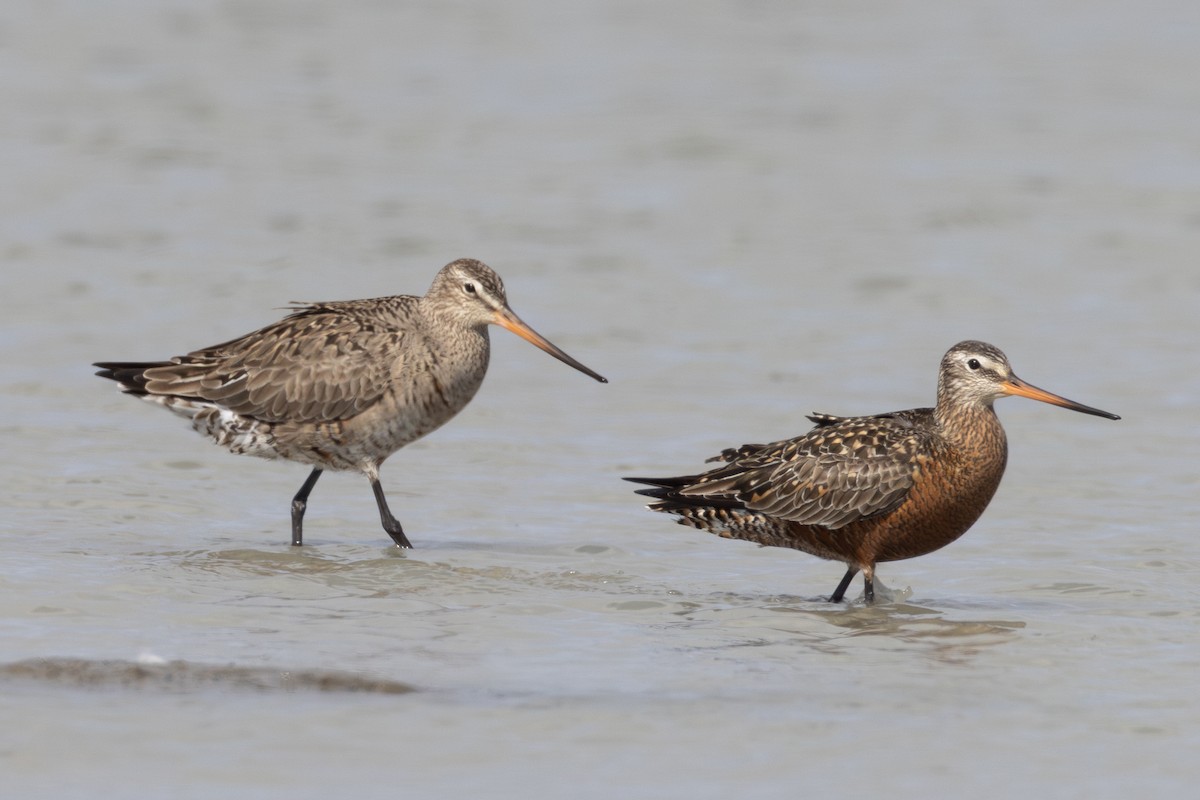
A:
[140,394,281,460]
[666,505,798,545]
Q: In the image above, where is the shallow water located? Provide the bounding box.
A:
[2,1,1199,797]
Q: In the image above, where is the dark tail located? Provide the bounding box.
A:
[624,474,695,501]
[623,475,745,513]
[93,361,170,394]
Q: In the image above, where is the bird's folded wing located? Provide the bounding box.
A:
[140,301,407,424]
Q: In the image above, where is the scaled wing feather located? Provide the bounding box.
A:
[140,300,407,423]
[679,413,928,530]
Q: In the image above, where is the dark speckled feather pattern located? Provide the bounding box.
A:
[678,410,934,529]
[628,341,1119,602]
[141,296,420,424]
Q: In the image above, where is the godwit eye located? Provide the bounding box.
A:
[463,282,477,295]
[967,358,981,370]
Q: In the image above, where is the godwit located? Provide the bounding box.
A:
[628,341,1118,602]
[96,258,606,547]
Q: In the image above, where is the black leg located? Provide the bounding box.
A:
[291,468,324,546]
[830,567,858,603]
[371,478,413,548]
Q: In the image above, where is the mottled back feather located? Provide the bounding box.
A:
[136,297,418,424]
[648,409,939,530]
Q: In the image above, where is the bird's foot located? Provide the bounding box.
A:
[383,519,413,549]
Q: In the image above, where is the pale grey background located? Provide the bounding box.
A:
[1,1,1197,797]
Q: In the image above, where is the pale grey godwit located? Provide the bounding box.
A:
[627,341,1119,603]
[96,258,606,547]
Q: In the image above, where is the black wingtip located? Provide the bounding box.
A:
[93,361,132,382]
[624,478,663,497]
[623,476,661,486]
[91,361,169,392]
[624,475,706,503]
[624,475,697,489]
